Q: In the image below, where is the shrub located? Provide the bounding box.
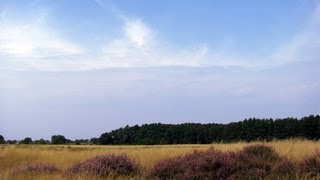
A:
[33,138,48,144]
[19,137,33,144]
[269,159,296,179]
[65,154,139,177]
[235,144,293,179]
[299,150,320,176]
[271,159,295,175]
[147,156,183,179]
[12,163,59,174]
[240,144,280,161]
[147,148,237,180]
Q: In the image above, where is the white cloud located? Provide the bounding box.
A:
[124,19,151,48]
[0,10,84,59]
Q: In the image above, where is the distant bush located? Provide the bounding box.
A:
[33,138,48,144]
[147,148,237,179]
[12,163,59,174]
[299,150,320,177]
[5,139,17,144]
[90,137,99,145]
[19,137,33,144]
[65,154,139,177]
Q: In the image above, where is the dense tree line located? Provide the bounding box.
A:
[1,115,319,145]
[99,115,320,145]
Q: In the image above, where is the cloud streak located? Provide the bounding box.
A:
[0,1,319,71]
[272,2,320,65]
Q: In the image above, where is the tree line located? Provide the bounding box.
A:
[0,115,319,145]
[99,115,320,145]
[0,134,99,145]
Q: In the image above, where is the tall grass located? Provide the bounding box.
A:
[0,139,319,179]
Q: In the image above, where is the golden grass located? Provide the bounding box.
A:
[0,139,319,180]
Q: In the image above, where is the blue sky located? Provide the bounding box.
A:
[0,0,319,140]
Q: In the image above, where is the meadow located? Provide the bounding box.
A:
[0,139,319,179]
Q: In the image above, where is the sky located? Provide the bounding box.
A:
[0,0,319,140]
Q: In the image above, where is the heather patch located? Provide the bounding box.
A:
[147,148,237,179]
[299,149,320,177]
[147,145,298,179]
[65,154,139,177]
[235,144,294,179]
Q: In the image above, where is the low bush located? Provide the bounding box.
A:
[240,144,280,161]
[148,145,296,179]
[65,154,139,177]
[11,163,59,174]
[299,150,320,177]
[235,144,295,179]
[147,148,237,179]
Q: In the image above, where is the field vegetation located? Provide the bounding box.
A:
[0,139,319,179]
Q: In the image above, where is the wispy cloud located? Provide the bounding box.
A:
[95,0,320,69]
[272,2,320,65]
[99,17,210,68]
[1,1,319,71]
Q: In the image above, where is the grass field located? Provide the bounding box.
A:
[0,139,319,179]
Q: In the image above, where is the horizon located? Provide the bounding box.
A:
[1,0,320,140]
[2,114,318,141]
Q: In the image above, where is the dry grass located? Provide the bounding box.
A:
[0,139,319,179]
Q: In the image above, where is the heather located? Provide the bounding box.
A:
[65,154,139,177]
[148,145,300,179]
[299,149,320,177]
[234,145,295,179]
[148,148,237,179]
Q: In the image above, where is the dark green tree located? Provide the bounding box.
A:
[51,135,67,144]
[20,137,33,144]
[0,135,5,144]
[99,132,114,145]
[6,140,17,144]
[34,138,47,144]
[74,139,89,145]
[90,138,99,145]
[300,115,320,140]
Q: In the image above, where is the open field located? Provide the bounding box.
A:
[0,139,319,179]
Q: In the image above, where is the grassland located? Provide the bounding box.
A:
[0,139,319,179]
